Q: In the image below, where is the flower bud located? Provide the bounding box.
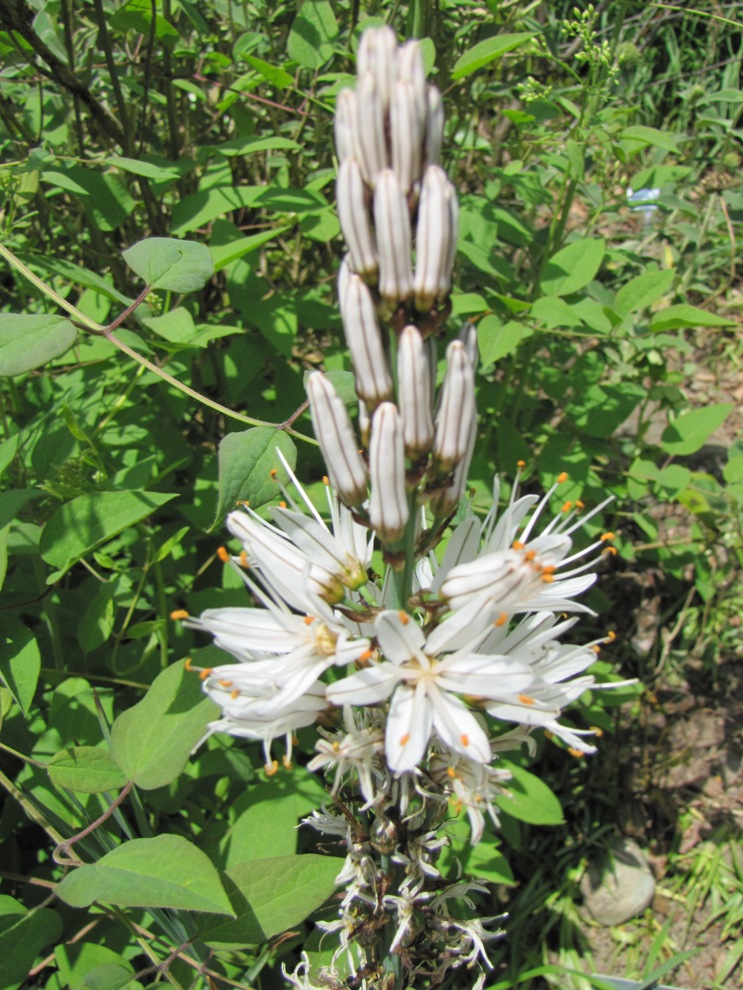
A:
[432,340,475,473]
[430,415,476,518]
[397,325,433,458]
[307,372,368,507]
[337,158,377,277]
[369,402,409,544]
[396,41,427,124]
[355,71,388,187]
[425,86,444,167]
[458,321,478,370]
[339,263,392,408]
[334,88,357,164]
[357,25,398,111]
[390,80,424,194]
[374,169,413,306]
[414,165,458,312]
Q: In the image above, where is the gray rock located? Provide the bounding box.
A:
[581,837,656,925]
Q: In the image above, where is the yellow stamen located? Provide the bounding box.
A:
[217,546,230,562]
[283,756,293,770]
[561,501,572,513]
[602,546,618,556]
[218,679,233,688]
[400,733,410,746]
[199,667,213,681]
[279,500,287,509]
[512,540,525,551]
[184,657,193,671]
[304,615,315,625]
[606,630,616,642]
[239,551,249,567]
[323,475,330,485]
[447,767,457,779]
[517,459,526,469]
[568,747,585,758]
[170,609,189,620]
[460,734,469,747]
[557,471,568,483]
[518,694,535,705]
[265,760,279,776]
[590,726,604,737]
[230,689,239,699]
[601,532,615,541]
[358,649,373,663]
[398,611,409,625]
[494,612,508,628]
[524,549,536,562]
[575,500,585,510]
[270,468,278,479]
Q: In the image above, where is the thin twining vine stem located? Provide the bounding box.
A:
[0,243,317,446]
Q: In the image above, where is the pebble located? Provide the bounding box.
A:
[581,836,656,925]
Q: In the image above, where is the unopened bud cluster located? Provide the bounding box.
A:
[309,26,474,551]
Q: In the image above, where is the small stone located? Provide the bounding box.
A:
[581,837,656,925]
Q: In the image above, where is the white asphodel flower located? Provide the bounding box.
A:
[327,599,534,773]
[429,749,512,844]
[308,706,385,805]
[434,470,615,619]
[184,453,376,767]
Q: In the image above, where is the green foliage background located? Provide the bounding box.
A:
[0,1,741,988]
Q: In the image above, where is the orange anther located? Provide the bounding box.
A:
[279,500,287,509]
[562,501,572,513]
[601,532,615,541]
[170,609,190,620]
[447,767,457,779]
[400,733,410,746]
[304,615,315,624]
[358,649,373,663]
[557,471,568,483]
[542,574,554,583]
[518,694,536,705]
[199,667,213,680]
[282,756,293,769]
[602,546,618,556]
[576,500,585,510]
[398,611,409,625]
[323,475,330,485]
[230,689,239,699]
[512,540,525,551]
[239,551,249,567]
[217,546,230,562]
[494,612,508,627]
[590,726,604,737]
[568,747,585,758]
[524,550,536,562]
[270,468,278,479]
[184,657,193,671]
[607,630,616,641]
[593,644,601,653]
[542,565,556,574]
[517,460,526,469]
[265,760,279,776]
[218,679,233,688]
[460,734,470,747]
[544,730,554,739]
